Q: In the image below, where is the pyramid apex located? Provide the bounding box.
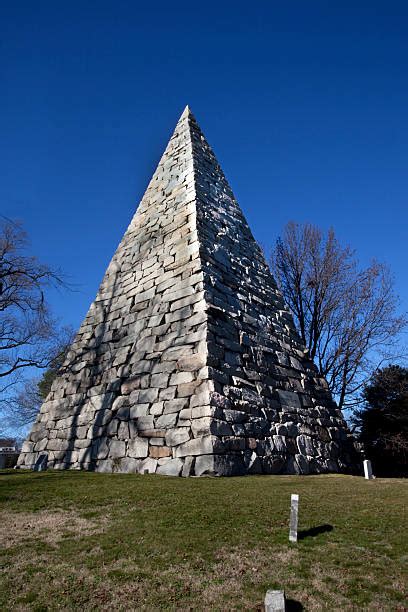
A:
[179,104,192,120]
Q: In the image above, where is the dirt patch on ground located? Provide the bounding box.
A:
[0,509,106,548]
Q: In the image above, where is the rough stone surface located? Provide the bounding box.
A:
[157,458,183,476]
[18,106,359,476]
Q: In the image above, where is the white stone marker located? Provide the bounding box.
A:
[363,459,374,480]
[289,493,299,543]
[265,589,286,611]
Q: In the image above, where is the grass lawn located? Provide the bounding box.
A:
[0,470,407,611]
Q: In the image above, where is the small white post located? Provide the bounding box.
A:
[289,493,299,543]
[265,589,286,611]
[363,459,374,480]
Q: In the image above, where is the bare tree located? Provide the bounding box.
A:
[271,221,406,409]
[0,218,64,394]
[4,378,42,434]
[4,328,74,433]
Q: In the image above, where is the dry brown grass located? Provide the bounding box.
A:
[5,543,401,611]
[0,509,106,549]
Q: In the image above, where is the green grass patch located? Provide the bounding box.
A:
[0,470,407,610]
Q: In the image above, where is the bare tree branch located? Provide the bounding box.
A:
[0,218,66,391]
[271,221,407,409]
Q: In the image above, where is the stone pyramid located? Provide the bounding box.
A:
[18,106,358,476]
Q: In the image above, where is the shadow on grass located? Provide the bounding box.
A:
[298,524,333,540]
[286,599,304,611]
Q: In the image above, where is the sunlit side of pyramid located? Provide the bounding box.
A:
[18,107,358,476]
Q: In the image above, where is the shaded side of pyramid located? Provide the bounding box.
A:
[183,112,359,475]
[18,107,359,476]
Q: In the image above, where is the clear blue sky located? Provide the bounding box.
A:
[1,1,407,332]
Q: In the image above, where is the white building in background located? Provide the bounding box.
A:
[0,439,17,453]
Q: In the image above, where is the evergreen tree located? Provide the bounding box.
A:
[353,365,408,476]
